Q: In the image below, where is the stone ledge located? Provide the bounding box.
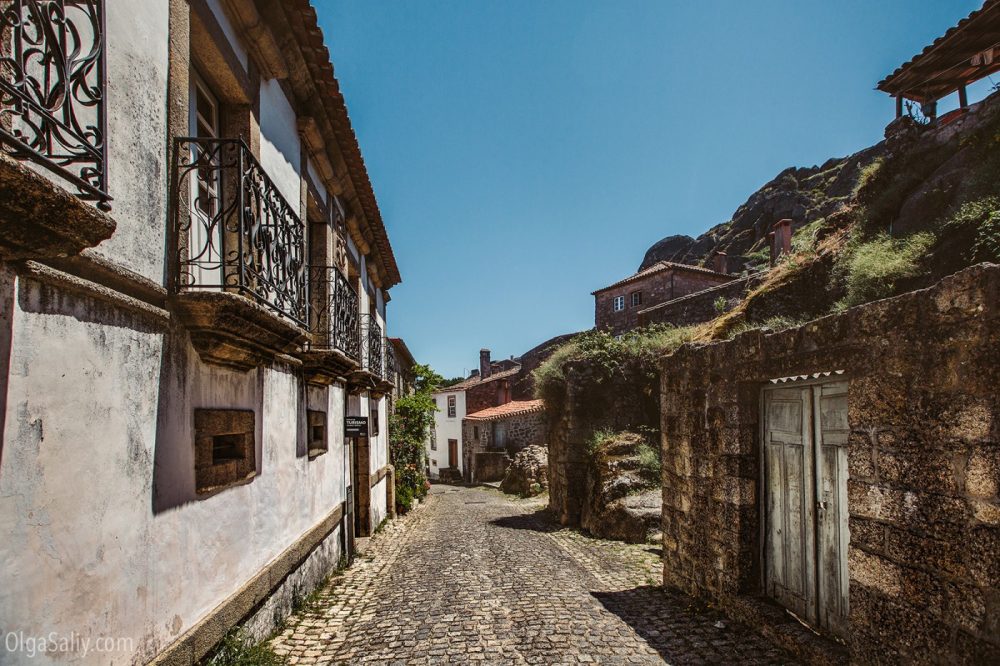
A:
[19,261,171,326]
[300,348,360,385]
[150,501,345,666]
[0,154,116,259]
[171,291,308,371]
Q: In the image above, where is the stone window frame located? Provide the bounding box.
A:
[194,408,256,495]
[307,409,328,459]
[447,395,457,418]
[631,291,642,307]
[613,295,625,311]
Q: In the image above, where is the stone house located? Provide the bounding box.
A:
[593,260,732,335]
[659,264,1000,663]
[0,1,401,664]
[462,400,547,483]
[388,336,417,401]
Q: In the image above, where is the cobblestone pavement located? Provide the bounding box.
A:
[271,485,794,664]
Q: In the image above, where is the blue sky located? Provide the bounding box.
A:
[315,1,985,379]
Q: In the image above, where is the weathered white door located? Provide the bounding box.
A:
[762,380,849,636]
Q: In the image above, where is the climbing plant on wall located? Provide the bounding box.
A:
[389,363,443,512]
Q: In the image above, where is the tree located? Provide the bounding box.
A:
[389,363,443,512]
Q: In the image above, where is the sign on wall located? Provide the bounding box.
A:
[345,416,368,438]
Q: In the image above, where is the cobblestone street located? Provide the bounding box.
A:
[271,486,792,664]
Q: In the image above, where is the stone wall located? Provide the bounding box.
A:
[548,360,659,526]
[659,264,1000,663]
[639,272,765,328]
[473,452,511,483]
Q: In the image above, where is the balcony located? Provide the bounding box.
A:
[171,137,308,370]
[301,265,361,384]
[0,0,115,257]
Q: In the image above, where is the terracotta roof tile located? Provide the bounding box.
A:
[434,366,521,393]
[877,0,1000,102]
[281,1,401,288]
[465,400,546,421]
[592,261,728,295]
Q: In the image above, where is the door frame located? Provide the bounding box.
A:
[758,375,850,636]
[448,438,458,468]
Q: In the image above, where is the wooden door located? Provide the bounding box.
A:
[762,380,849,636]
[813,382,850,636]
[448,439,458,468]
[763,386,817,625]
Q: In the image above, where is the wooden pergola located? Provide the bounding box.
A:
[878,0,1000,118]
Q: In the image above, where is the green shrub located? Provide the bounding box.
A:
[586,428,616,455]
[389,363,443,513]
[532,325,697,429]
[636,441,661,478]
[713,295,727,315]
[944,196,1000,263]
[204,629,286,666]
[853,157,884,197]
[835,232,935,309]
[791,218,825,255]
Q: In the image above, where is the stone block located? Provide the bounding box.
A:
[966,445,1000,498]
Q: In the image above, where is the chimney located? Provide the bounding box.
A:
[712,251,728,275]
[770,219,793,265]
[479,349,492,379]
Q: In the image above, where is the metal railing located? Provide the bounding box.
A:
[360,313,383,378]
[0,0,110,208]
[384,341,396,381]
[174,136,307,326]
[308,265,360,362]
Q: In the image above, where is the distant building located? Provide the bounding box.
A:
[429,349,521,481]
[592,260,732,335]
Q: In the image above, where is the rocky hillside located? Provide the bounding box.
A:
[639,90,1000,279]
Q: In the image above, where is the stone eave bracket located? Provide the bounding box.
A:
[171,291,307,371]
[0,154,116,259]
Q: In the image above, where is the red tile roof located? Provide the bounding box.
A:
[434,366,521,394]
[592,261,728,295]
[281,1,401,288]
[877,0,1000,103]
[465,400,546,421]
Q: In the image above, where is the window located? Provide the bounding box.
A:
[307,410,327,459]
[613,295,625,311]
[194,409,255,494]
[447,395,456,418]
[631,291,642,307]
[430,432,437,451]
[473,426,480,440]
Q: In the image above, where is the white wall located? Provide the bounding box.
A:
[94,0,170,282]
[258,79,303,208]
[429,390,465,477]
[0,276,350,665]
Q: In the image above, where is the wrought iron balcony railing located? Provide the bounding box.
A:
[360,313,383,378]
[385,340,396,381]
[0,0,110,208]
[308,265,360,362]
[174,137,307,326]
